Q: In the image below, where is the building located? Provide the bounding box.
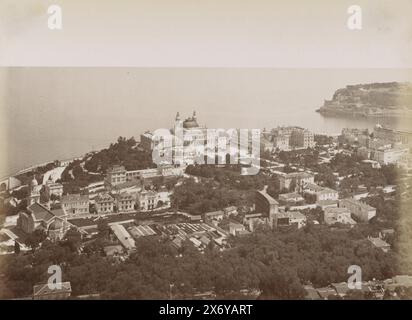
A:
[3,196,19,208]
[116,192,135,213]
[278,192,305,205]
[357,147,371,160]
[243,213,266,232]
[290,127,315,149]
[368,236,391,253]
[204,210,224,221]
[95,193,115,214]
[44,177,63,198]
[316,286,338,300]
[339,198,376,222]
[255,189,279,217]
[228,222,246,236]
[27,176,42,206]
[137,168,160,180]
[276,211,306,229]
[0,176,22,191]
[84,181,106,194]
[330,282,351,298]
[273,134,290,151]
[254,188,279,228]
[33,282,72,300]
[323,207,356,225]
[372,145,409,165]
[110,224,135,250]
[172,111,208,165]
[140,131,156,152]
[385,275,412,292]
[373,124,412,147]
[160,165,185,177]
[61,194,89,216]
[278,172,315,192]
[270,126,292,151]
[106,164,184,187]
[105,165,127,186]
[137,190,158,211]
[18,203,69,240]
[104,245,124,257]
[339,128,370,146]
[304,285,322,300]
[223,206,238,217]
[304,183,339,202]
[261,136,275,152]
[129,225,157,238]
[368,138,392,150]
[316,199,338,210]
[140,121,201,162]
[157,186,171,207]
[268,126,315,151]
[361,159,381,169]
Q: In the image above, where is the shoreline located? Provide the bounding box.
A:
[0,155,84,183]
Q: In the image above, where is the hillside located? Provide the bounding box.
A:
[317,82,412,118]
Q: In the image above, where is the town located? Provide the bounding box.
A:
[1,111,412,300]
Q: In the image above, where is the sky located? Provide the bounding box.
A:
[0,0,411,67]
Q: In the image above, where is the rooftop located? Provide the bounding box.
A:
[278,192,303,200]
[61,194,89,203]
[340,198,375,211]
[25,203,55,222]
[205,210,224,217]
[95,193,114,203]
[33,282,72,297]
[283,172,314,179]
[107,165,126,174]
[368,237,391,249]
[257,189,279,205]
[110,224,135,250]
[277,211,306,220]
[116,192,135,201]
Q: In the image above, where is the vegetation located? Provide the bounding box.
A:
[0,225,402,300]
[175,165,281,214]
[60,160,104,194]
[84,136,155,173]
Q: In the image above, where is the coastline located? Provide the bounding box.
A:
[0,155,83,183]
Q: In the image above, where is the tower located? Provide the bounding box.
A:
[174,111,183,134]
[27,176,41,206]
[173,112,184,165]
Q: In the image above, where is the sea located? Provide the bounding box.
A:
[1,68,412,178]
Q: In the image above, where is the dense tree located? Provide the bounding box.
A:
[0,224,402,300]
[25,229,47,252]
[83,136,154,174]
[61,228,83,252]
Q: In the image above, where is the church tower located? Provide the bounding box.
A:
[174,111,183,134]
[27,176,41,206]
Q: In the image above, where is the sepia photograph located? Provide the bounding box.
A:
[1,0,412,314]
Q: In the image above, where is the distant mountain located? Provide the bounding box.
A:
[317,82,412,118]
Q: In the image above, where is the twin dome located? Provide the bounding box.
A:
[176,111,199,129]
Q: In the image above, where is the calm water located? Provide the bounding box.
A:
[1,68,411,177]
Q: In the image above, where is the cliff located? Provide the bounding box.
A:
[317,82,412,118]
